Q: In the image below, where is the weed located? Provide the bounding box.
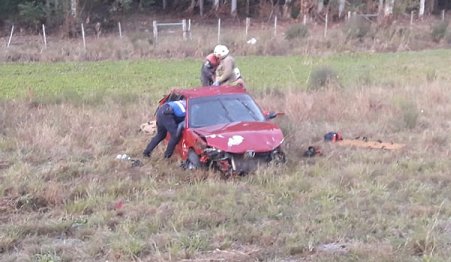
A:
[33,251,62,262]
[285,24,309,40]
[392,97,419,130]
[344,16,371,40]
[307,66,340,90]
[426,69,438,82]
[431,21,448,43]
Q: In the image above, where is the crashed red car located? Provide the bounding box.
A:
[159,85,285,175]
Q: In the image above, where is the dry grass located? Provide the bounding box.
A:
[1,76,451,260]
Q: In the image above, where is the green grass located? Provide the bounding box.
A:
[1,49,450,100]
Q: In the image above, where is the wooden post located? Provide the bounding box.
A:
[7,25,14,48]
[303,15,307,25]
[347,11,351,20]
[118,22,122,39]
[42,24,47,49]
[81,23,86,49]
[324,13,328,38]
[182,19,187,41]
[274,16,277,37]
[245,17,250,37]
[442,10,445,21]
[153,20,158,43]
[217,18,221,43]
[410,11,414,26]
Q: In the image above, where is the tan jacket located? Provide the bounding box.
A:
[215,55,236,85]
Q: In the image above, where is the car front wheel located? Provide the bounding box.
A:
[185,149,201,170]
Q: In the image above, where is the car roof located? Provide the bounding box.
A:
[171,85,248,99]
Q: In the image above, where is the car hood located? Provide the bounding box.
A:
[192,121,284,153]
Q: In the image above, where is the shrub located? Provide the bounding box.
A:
[393,97,418,130]
[307,66,340,90]
[431,21,449,43]
[446,31,451,45]
[285,24,308,40]
[290,4,301,19]
[344,16,371,39]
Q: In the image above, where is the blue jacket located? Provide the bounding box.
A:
[167,100,186,118]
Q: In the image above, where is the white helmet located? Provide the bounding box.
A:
[214,45,229,59]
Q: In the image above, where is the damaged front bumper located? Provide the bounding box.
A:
[202,147,286,175]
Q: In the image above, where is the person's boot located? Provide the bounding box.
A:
[143,151,151,158]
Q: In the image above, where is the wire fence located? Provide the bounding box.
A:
[4,11,447,50]
[1,12,449,61]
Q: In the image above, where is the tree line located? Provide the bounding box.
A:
[0,0,442,34]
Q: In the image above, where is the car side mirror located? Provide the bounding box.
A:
[266,111,284,120]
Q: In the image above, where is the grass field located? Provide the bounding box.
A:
[1,50,451,261]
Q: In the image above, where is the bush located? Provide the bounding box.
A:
[290,4,301,19]
[307,66,340,90]
[431,21,449,43]
[344,16,371,39]
[446,31,451,45]
[285,24,308,40]
[393,98,418,130]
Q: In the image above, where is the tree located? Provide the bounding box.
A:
[419,0,425,17]
[231,0,237,16]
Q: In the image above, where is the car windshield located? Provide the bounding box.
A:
[188,94,265,128]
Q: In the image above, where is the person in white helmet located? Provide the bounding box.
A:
[212,45,244,87]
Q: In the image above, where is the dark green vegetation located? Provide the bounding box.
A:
[1,50,451,261]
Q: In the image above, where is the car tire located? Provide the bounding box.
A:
[186,149,201,169]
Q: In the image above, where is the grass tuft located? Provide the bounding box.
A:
[307,66,340,90]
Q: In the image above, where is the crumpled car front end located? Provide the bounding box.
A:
[193,121,286,176]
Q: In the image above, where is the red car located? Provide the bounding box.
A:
[159,85,286,176]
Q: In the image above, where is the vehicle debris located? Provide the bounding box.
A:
[324,132,405,150]
[303,146,322,157]
[115,154,143,167]
[324,131,343,142]
[337,138,405,150]
[140,121,157,135]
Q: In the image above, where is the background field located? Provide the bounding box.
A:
[1,50,451,261]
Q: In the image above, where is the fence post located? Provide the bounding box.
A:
[118,22,122,39]
[324,13,328,38]
[245,17,250,37]
[153,20,158,43]
[303,15,307,25]
[410,11,414,26]
[442,10,445,21]
[217,18,221,43]
[182,19,187,41]
[7,25,14,48]
[81,23,86,49]
[42,24,47,49]
[347,11,351,20]
[274,16,277,37]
